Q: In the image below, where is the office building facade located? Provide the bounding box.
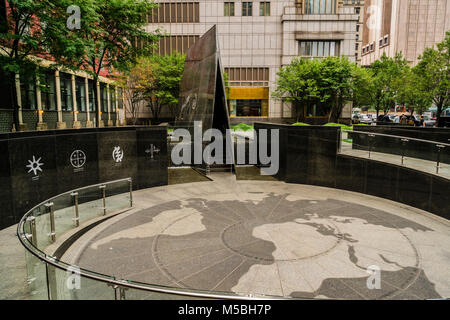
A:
[145,0,359,122]
[361,0,450,66]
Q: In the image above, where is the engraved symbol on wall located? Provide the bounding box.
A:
[145,144,160,160]
[26,156,44,176]
[70,150,86,169]
[112,146,124,163]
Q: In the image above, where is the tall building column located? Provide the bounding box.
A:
[85,77,93,128]
[107,84,113,126]
[72,75,81,128]
[55,70,66,129]
[97,80,104,127]
[35,78,48,131]
[115,89,120,126]
[14,73,27,131]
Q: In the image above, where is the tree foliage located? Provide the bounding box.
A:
[118,52,185,122]
[413,31,450,124]
[273,57,354,122]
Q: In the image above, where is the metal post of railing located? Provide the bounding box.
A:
[71,192,80,227]
[401,138,409,166]
[368,134,375,159]
[436,145,444,174]
[46,202,56,242]
[26,216,37,247]
[128,178,133,207]
[99,185,106,215]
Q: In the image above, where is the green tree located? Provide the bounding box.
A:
[396,67,432,116]
[273,57,354,122]
[320,56,354,122]
[73,0,161,126]
[272,58,323,122]
[0,0,95,130]
[414,31,450,126]
[352,65,375,110]
[121,52,185,122]
[371,53,409,117]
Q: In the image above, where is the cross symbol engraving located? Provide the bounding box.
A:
[145,144,160,159]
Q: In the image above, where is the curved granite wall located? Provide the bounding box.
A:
[254,123,450,220]
[0,126,168,229]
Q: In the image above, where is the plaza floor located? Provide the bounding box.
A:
[60,172,450,299]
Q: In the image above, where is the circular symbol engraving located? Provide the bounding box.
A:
[70,150,86,168]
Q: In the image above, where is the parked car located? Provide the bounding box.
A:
[352,114,361,124]
[359,114,373,124]
[377,114,393,123]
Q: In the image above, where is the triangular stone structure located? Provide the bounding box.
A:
[174,25,233,170]
[176,25,231,134]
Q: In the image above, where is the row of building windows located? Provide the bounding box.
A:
[362,35,389,55]
[225,2,270,17]
[299,40,340,58]
[0,70,123,112]
[148,2,200,23]
[303,0,336,14]
[146,1,272,20]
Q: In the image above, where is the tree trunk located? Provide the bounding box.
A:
[436,101,443,127]
[10,73,19,131]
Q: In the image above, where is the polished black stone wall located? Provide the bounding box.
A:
[0,126,168,230]
[255,123,450,220]
[136,127,168,189]
[352,125,450,164]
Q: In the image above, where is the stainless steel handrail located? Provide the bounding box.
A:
[344,130,450,148]
[17,178,286,300]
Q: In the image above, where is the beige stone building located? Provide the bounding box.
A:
[361,0,450,66]
[143,0,359,123]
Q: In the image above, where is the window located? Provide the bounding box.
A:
[100,83,108,112]
[156,35,199,55]
[304,0,335,14]
[117,88,123,109]
[75,77,86,112]
[242,2,253,16]
[41,72,56,111]
[148,2,199,23]
[88,80,95,112]
[236,99,262,117]
[110,86,116,111]
[224,67,269,87]
[355,7,360,14]
[20,73,36,110]
[260,2,270,16]
[384,35,389,45]
[60,73,73,111]
[299,41,340,58]
[0,69,13,109]
[224,2,235,16]
[0,0,7,33]
[355,43,359,50]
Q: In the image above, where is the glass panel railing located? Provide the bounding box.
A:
[104,179,132,214]
[33,204,52,250]
[341,130,450,179]
[18,177,282,300]
[47,264,116,300]
[53,193,76,239]
[24,250,48,300]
